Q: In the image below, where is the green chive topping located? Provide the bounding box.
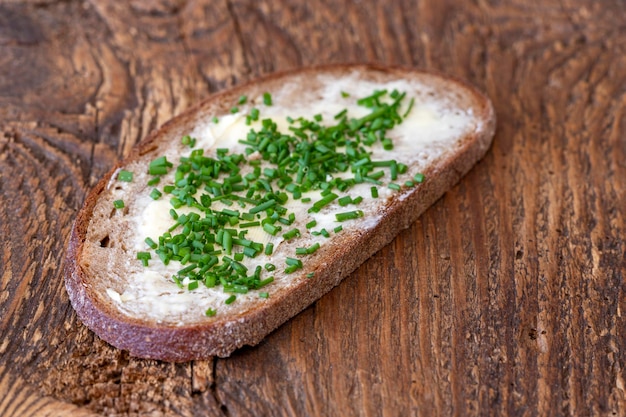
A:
[335,210,364,222]
[113,199,125,209]
[181,135,196,147]
[263,223,280,236]
[150,188,162,200]
[403,98,415,118]
[136,88,415,305]
[145,237,157,249]
[250,199,276,214]
[283,228,300,240]
[118,170,133,182]
[338,196,352,206]
[137,251,151,266]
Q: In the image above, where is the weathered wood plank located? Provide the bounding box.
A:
[0,0,624,415]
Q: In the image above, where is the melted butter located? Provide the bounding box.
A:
[109,74,476,323]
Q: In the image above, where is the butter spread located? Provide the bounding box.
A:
[104,72,476,324]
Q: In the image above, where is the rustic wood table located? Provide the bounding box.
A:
[1,0,624,416]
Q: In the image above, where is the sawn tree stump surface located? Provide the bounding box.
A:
[0,0,625,416]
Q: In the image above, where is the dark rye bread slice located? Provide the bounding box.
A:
[65,64,496,361]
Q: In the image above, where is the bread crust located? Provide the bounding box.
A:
[65,64,496,361]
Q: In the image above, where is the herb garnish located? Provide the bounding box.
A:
[137,89,423,314]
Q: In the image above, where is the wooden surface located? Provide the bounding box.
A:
[1,0,625,415]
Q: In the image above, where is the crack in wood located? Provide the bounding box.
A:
[225,0,251,78]
[209,359,229,417]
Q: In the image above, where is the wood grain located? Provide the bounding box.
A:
[1,0,625,415]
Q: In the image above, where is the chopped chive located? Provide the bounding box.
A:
[137,251,151,266]
[149,156,169,168]
[285,257,303,273]
[149,166,168,176]
[338,196,352,206]
[403,97,415,118]
[263,223,280,236]
[259,292,269,298]
[113,199,125,209]
[223,231,232,254]
[390,162,398,180]
[414,173,425,183]
[205,308,217,317]
[286,257,303,267]
[243,246,257,258]
[307,272,315,278]
[117,170,133,182]
[145,237,157,249]
[230,106,239,114]
[334,109,347,119]
[309,193,338,213]
[150,188,162,200]
[240,221,260,228]
[283,228,300,240]
[335,210,364,221]
[388,183,401,191]
[258,276,274,287]
[170,198,183,209]
[249,199,276,214]
[225,295,236,304]
[307,242,321,254]
[140,86,414,299]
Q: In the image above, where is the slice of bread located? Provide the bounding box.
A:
[65,64,496,361]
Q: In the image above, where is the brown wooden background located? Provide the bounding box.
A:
[1,0,625,416]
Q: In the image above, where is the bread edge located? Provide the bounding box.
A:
[65,63,496,361]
